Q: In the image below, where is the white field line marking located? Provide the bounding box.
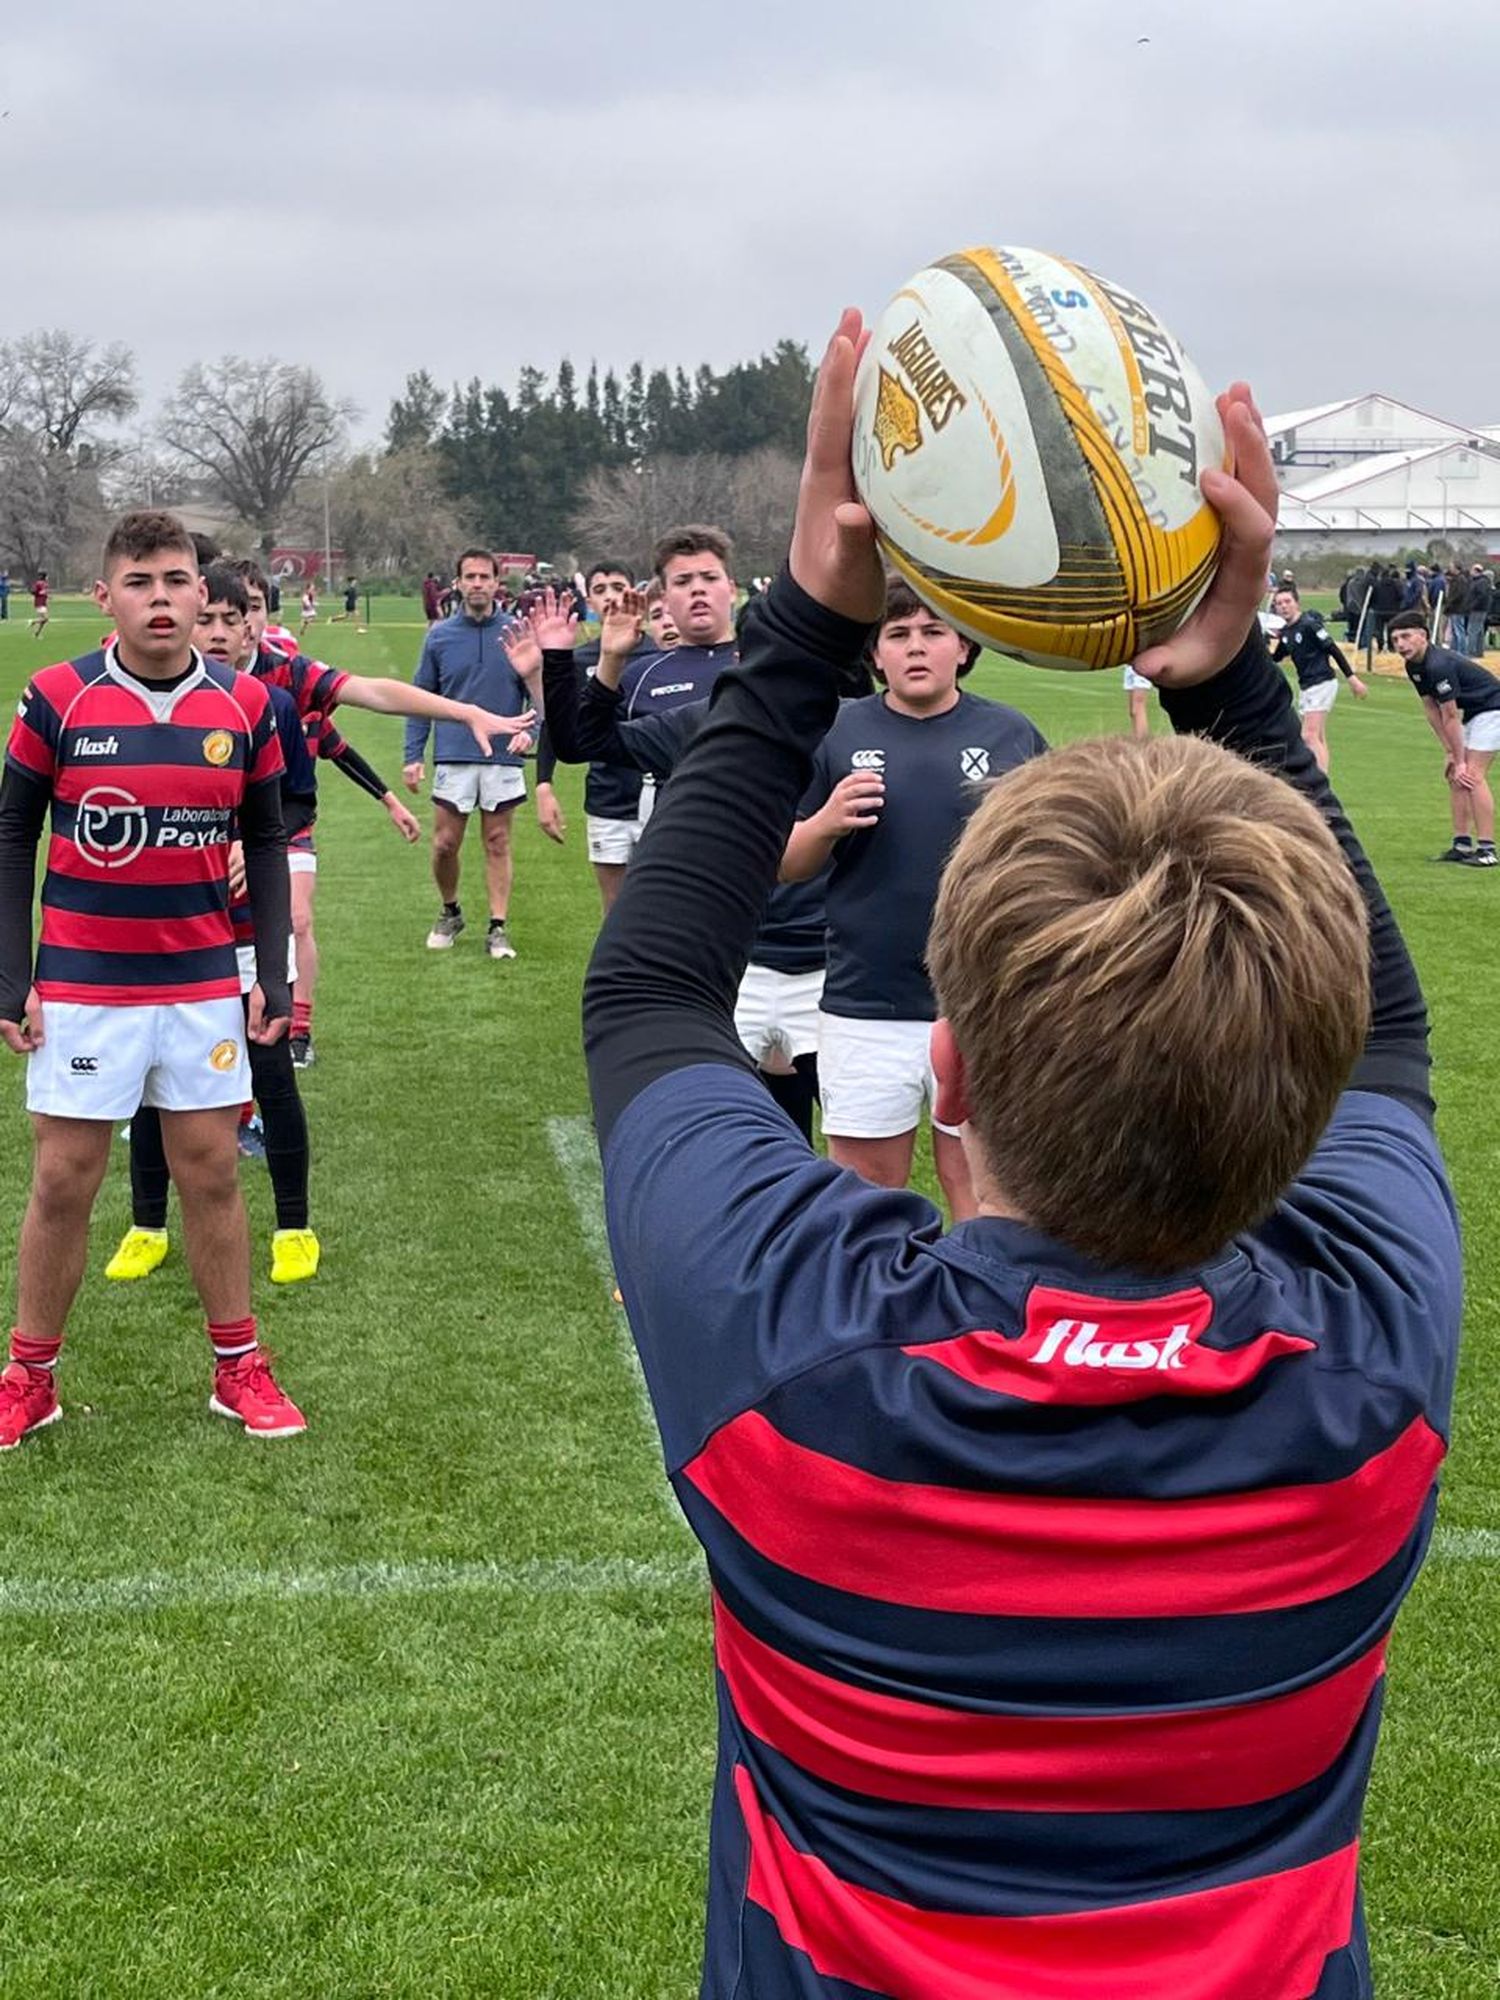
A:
[1432,1526,1500,1562]
[0,1554,702,1619]
[545,1112,688,1533]
[0,1531,1488,1622]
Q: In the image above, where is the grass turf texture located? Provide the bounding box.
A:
[0,598,1494,1996]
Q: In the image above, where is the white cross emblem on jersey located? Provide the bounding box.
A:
[960,747,991,781]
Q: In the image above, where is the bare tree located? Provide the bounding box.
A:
[8,331,137,454]
[160,358,355,554]
[0,435,109,581]
[570,446,800,577]
[0,330,138,578]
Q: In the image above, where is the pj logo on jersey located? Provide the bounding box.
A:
[74,787,150,869]
[960,747,991,781]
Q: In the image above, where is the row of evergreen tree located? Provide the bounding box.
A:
[386,343,815,557]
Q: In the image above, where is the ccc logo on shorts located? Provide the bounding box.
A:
[209,1040,240,1072]
[202,731,234,766]
[69,1057,99,1074]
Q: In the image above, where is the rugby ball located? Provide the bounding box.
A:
[852,247,1227,669]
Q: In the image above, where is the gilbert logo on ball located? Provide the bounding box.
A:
[853,247,1227,670]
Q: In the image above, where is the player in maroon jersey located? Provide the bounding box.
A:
[0,510,304,1446]
[28,574,50,639]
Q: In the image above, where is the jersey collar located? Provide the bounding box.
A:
[102,640,210,723]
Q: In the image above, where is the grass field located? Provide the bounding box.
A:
[0,595,1496,1997]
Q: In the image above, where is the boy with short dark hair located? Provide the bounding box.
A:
[1269,584,1367,772]
[0,510,304,1444]
[1389,608,1500,864]
[780,575,1047,1216]
[109,564,321,1286]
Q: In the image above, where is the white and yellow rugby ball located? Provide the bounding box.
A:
[852,247,1227,669]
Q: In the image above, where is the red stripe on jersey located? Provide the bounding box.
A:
[714,1596,1388,1813]
[906,1286,1315,1407]
[683,1411,1444,1617]
[41,908,232,957]
[735,1765,1360,2000]
[44,839,230,887]
[39,976,241,1006]
[7,715,58,779]
[53,762,252,808]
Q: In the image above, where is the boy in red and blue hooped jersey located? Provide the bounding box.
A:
[584,326,1461,1998]
[0,509,306,1444]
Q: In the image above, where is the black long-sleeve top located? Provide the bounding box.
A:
[584,569,1430,1147]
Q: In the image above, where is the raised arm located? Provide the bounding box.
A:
[584,312,883,1144]
[1138,388,1430,1122]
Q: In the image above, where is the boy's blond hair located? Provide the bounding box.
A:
[928,733,1369,1271]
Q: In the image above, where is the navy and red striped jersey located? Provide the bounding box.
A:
[6,648,284,1005]
[246,644,349,761]
[229,679,315,954]
[260,623,299,662]
[605,1066,1461,1999]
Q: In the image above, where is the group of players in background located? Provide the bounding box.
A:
[2,501,1498,1455]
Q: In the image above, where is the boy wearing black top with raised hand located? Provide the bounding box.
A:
[780,579,1046,1217]
[584,314,1459,2000]
[1269,586,1367,772]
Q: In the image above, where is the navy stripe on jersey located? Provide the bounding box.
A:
[36,942,239,988]
[692,1480,1433,1709]
[41,874,229,920]
[721,1676,1377,1912]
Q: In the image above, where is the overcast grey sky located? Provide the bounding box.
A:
[4,0,1494,440]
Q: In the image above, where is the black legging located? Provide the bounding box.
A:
[759,1053,820,1142]
[130,1010,309,1231]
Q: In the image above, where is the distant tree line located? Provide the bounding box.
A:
[0,326,816,586]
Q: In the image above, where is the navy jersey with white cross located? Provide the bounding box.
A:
[1403,643,1500,721]
[801,692,1047,1020]
[1273,612,1347,690]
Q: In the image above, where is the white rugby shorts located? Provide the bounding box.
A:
[27,996,250,1120]
[735,964,825,1065]
[817,1011,959,1140]
[1297,680,1338,716]
[433,764,527,814]
[236,939,299,998]
[1463,711,1500,753]
[586,813,644,866]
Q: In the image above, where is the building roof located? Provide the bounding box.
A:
[1263,398,1362,436]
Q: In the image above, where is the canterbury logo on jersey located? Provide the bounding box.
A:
[850,749,885,770]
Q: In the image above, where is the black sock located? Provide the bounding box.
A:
[444,900,461,917]
[1455,835,1474,851]
[488,916,507,931]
